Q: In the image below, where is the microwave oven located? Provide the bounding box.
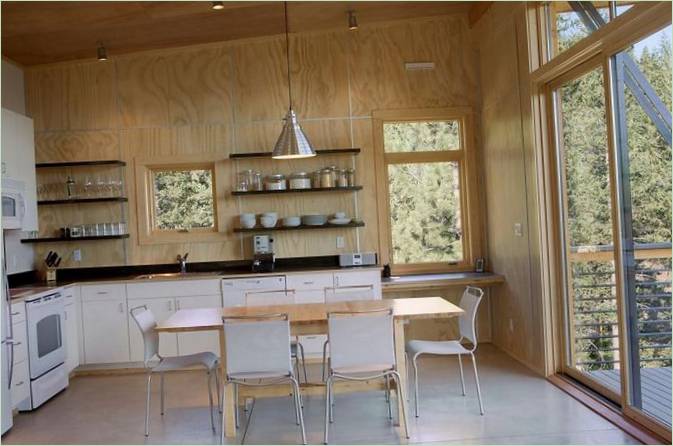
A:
[2,178,26,230]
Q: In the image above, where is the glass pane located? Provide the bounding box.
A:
[556,65,622,396]
[37,314,62,358]
[616,25,672,426]
[549,1,610,58]
[153,169,215,230]
[383,121,460,153]
[387,162,463,264]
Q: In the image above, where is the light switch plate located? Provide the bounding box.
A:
[514,223,523,237]
[336,236,345,249]
[73,249,82,262]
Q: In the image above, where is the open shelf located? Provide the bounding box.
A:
[233,221,364,233]
[229,148,360,159]
[36,160,126,168]
[38,197,128,205]
[21,234,130,243]
[232,186,362,196]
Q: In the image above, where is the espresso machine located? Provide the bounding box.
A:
[252,235,275,273]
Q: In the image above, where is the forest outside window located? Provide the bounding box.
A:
[377,114,475,274]
[151,167,215,232]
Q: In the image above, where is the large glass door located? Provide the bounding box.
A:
[551,61,623,402]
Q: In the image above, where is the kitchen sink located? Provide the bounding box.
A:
[134,272,222,280]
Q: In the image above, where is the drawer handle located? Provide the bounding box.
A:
[12,342,21,346]
[15,381,24,386]
[10,312,20,316]
[303,281,314,285]
[118,303,124,313]
[96,291,109,295]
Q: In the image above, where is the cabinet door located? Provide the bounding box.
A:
[176,295,221,356]
[81,299,130,364]
[128,297,178,362]
[10,359,30,410]
[64,304,80,373]
[294,289,325,304]
[325,285,376,303]
[245,290,295,306]
[333,270,382,299]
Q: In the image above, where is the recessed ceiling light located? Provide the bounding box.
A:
[348,11,358,30]
[97,43,108,61]
[212,1,224,10]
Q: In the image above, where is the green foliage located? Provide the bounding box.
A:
[383,121,463,265]
[153,169,214,230]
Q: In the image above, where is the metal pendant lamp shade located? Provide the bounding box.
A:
[272,2,316,159]
[273,109,315,159]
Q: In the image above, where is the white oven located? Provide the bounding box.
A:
[1,178,26,230]
[24,291,68,409]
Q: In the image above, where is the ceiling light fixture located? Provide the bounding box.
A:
[96,42,108,61]
[272,2,316,160]
[348,10,358,30]
[211,1,224,10]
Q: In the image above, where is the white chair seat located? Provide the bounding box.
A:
[332,364,395,375]
[228,370,292,380]
[153,351,219,372]
[406,340,470,358]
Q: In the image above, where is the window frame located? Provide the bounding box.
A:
[373,107,482,275]
[134,155,222,245]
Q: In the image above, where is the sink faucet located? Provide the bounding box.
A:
[177,252,189,274]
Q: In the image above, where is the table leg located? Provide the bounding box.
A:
[219,329,236,441]
[393,318,409,438]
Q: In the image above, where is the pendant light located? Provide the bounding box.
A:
[272,2,316,159]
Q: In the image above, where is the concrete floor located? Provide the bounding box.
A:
[3,345,640,445]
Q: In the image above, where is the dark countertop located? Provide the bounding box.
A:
[382,271,505,290]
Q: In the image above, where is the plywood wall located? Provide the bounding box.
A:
[24,15,480,268]
[472,4,546,374]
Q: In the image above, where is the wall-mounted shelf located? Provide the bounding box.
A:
[229,148,360,159]
[21,234,130,243]
[38,197,128,205]
[232,186,362,196]
[36,160,126,168]
[233,221,364,233]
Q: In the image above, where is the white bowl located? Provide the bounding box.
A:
[334,211,346,219]
[302,214,327,226]
[260,216,277,228]
[283,216,301,227]
[240,214,256,228]
[328,217,352,225]
[262,212,278,220]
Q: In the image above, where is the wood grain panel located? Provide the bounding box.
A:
[116,53,171,128]
[65,61,118,130]
[34,130,119,163]
[231,37,288,123]
[166,46,234,126]
[351,118,379,253]
[25,66,68,131]
[349,15,478,116]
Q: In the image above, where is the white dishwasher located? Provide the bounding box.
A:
[220,276,286,307]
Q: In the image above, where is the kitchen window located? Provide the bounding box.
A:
[135,157,221,245]
[373,109,480,274]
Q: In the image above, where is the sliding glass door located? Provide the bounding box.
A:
[549,22,672,431]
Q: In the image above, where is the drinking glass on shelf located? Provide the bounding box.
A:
[96,176,107,198]
[83,176,93,198]
[96,223,105,236]
[117,222,127,235]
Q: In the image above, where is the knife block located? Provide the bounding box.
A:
[45,268,57,283]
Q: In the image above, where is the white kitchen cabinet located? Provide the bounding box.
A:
[63,286,82,373]
[333,269,382,296]
[245,289,294,306]
[81,284,129,364]
[287,273,331,357]
[1,108,37,231]
[221,276,286,307]
[176,295,221,356]
[10,304,29,410]
[10,360,29,410]
[127,297,178,362]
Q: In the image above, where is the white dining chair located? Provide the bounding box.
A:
[130,305,221,437]
[323,308,409,444]
[405,286,485,417]
[222,313,306,445]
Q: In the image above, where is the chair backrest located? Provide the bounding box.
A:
[222,313,293,378]
[245,290,295,306]
[327,308,395,372]
[458,286,484,346]
[130,305,159,367]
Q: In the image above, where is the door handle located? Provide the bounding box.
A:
[168,300,173,311]
[118,303,123,313]
[176,300,181,310]
[10,311,20,316]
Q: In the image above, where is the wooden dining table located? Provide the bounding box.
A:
[155,296,464,440]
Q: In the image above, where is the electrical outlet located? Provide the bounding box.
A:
[336,236,345,249]
[514,223,523,237]
[509,318,514,332]
[73,249,82,262]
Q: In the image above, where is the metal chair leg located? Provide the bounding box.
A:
[324,376,332,444]
[321,340,328,382]
[328,377,334,423]
[470,353,485,415]
[385,376,392,420]
[144,373,152,437]
[390,371,410,439]
[234,383,240,428]
[457,354,466,396]
[298,342,308,384]
[412,355,420,417]
[290,376,307,444]
[160,372,165,415]
[207,372,215,432]
[215,368,222,414]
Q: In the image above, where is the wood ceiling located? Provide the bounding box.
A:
[2,1,484,66]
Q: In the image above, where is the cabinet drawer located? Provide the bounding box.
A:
[286,273,333,291]
[221,276,286,290]
[11,320,27,365]
[298,335,327,356]
[11,359,30,409]
[333,270,381,288]
[81,284,126,302]
[127,279,221,299]
[294,290,325,304]
[9,300,26,324]
[63,285,80,304]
